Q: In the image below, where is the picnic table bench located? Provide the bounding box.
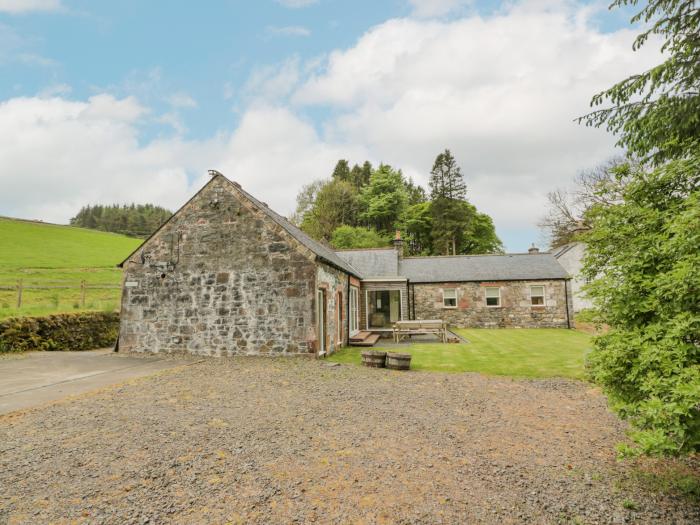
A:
[392,319,447,343]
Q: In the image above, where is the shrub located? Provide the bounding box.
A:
[0,312,119,353]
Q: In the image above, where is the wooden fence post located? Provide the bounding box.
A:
[16,279,22,308]
[80,280,86,308]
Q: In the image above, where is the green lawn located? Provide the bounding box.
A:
[328,328,592,379]
[0,217,141,319]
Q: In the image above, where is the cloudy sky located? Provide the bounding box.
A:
[0,0,661,251]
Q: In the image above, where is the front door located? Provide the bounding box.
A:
[316,289,326,355]
[368,290,402,328]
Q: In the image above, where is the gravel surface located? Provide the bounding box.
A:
[1,357,698,524]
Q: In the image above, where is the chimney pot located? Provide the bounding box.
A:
[528,243,540,254]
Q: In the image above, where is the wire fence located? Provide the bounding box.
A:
[0,280,121,309]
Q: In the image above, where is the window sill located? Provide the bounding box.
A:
[442,305,458,309]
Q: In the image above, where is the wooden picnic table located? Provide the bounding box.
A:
[392,319,447,343]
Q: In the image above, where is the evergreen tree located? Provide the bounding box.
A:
[349,161,372,190]
[429,149,466,200]
[331,159,351,182]
[428,150,468,254]
[579,0,700,456]
[70,203,172,238]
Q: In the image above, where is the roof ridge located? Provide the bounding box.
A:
[403,252,553,260]
[334,247,394,252]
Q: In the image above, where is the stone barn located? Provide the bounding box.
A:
[118,171,359,357]
[118,171,573,357]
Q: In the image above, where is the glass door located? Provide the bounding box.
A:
[368,290,401,328]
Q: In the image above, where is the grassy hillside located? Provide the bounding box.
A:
[0,217,142,319]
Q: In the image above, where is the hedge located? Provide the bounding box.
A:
[0,312,119,353]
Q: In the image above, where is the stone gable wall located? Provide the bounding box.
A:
[412,280,571,328]
[119,176,323,356]
[316,263,347,355]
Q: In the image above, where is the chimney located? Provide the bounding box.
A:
[528,243,540,254]
[393,230,404,259]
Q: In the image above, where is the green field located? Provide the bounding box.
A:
[0,217,141,319]
[328,328,592,379]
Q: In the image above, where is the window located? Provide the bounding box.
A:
[530,285,545,306]
[485,287,500,307]
[349,286,359,334]
[443,288,457,308]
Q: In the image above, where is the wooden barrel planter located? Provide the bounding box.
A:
[386,352,412,371]
[361,350,387,368]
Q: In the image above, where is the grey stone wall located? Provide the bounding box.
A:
[316,263,347,355]
[412,280,571,328]
[119,176,326,356]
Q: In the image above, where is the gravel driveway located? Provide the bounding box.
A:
[1,357,697,524]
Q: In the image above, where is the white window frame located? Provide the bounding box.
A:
[485,286,501,307]
[349,286,359,335]
[530,285,545,306]
[442,288,457,309]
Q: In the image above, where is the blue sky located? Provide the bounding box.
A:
[0,0,656,251]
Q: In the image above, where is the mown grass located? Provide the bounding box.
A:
[328,328,592,379]
[0,217,141,319]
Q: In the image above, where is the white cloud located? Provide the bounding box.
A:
[293,2,662,241]
[275,0,318,8]
[213,106,367,217]
[0,1,663,251]
[0,95,203,221]
[166,92,198,108]
[266,25,311,37]
[407,0,472,18]
[242,57,301,102]
[0,96,363,224]
[0,0,61,13]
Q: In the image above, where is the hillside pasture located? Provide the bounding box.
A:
[0,217,141,319]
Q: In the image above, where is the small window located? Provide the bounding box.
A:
[485,287,500,307]
[530,285,545,306]
[443,288,457,308]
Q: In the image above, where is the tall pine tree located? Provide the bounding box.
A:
[429,149,468,255]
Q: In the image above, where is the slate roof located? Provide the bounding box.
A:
[334,249,399,278]
[399,253,570,283]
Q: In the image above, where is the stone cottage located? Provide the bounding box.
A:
[118,172,573,357]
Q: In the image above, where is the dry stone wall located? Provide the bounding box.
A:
[412,280,571,328]
[119,176,321,356]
